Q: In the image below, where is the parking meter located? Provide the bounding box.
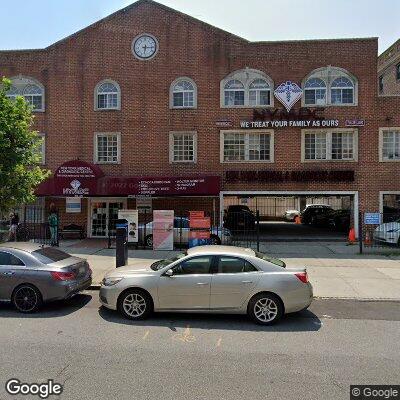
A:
[116,219,128,268]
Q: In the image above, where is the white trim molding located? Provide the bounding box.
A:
[169,131,198,163]
[379,127,400,162]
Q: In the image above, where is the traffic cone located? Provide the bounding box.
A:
[347,228,356,245]
[295,215,301,224]
[364,231,372,246]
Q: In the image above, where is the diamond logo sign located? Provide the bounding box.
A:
[70,180,81,190]
[274,81,303,112]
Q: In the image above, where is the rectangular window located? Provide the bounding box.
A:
[169,132,197,163]
[303,130,356,161]
[396,64,400,80]
[95,133,121,164]
[331,89,353,104]
[379,76,384,93]
[224,91,245,106]
[381,129,400,161]
[173,92,194,108]
[97,93,118,109]
[222,131,273,162]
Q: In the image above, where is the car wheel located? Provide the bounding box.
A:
[12,284,43,313]
[209,235,221,245]
[118,289,153,320]
[248,293,283,325]
[145,235,153,248]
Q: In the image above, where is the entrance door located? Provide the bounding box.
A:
[90,200,125,238]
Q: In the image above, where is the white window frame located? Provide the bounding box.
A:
[220,69,274,109]
[36,133,45,165]
[301,128,358,162]
[220,130,274,163]
[94,79,121,111]
[301,67,358,107]
[94,132,121,164]
[169,131,197,163]
[6,76,45,112]
[169,77,197,109]
[379,127,400,162]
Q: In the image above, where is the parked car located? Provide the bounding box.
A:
[224,205,256,231]
[0,242,92,313]
[284,209,300,222]
[312,209,351,232]
[300,204,333,225]
[139,217,232,247]
[100,245,313,325]
[373,219,400,245]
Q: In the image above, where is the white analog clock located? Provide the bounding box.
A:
[132,33,159,60]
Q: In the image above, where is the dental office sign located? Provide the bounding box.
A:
[274,81,303,112]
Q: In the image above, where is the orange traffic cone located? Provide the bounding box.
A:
[347,228,356,245]
[295,215,301,224]
[364,231,372,246]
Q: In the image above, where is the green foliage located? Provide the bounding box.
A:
[0,77,49,212]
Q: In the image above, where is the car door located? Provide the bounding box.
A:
[210,256,261,309]
[0,250,26,301]
[157,255,213,310]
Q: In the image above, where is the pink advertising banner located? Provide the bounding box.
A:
[153,210,174,250]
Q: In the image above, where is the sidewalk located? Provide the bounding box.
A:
[61,241,400,301]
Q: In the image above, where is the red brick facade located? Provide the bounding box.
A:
[1,0,399,235]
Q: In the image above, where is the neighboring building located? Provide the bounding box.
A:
[378,38,400,95]
[1,0,399,238]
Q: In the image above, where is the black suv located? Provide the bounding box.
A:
[224,205,256,231]
[300,204,333,225]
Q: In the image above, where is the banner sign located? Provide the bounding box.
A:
[240,119,339,129]
[345,119,365,127]
[66,197,81,213]
[153,210,174,250]
[118,210,139,243]
[364,213,381,225]
[189,211,211,248]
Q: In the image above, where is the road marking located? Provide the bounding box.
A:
[216,338,222,348]
[142,330,150,340]
[173,325,196,343]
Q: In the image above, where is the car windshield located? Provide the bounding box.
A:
[32,247,71,264]
[150,252,187,271]
[255,251,286,268]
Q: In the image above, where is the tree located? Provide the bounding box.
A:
[0,77,49,212]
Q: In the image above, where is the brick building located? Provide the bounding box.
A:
[1,0,399,238]
[378,38,400,95]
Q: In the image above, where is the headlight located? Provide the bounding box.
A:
[102,277,123,286]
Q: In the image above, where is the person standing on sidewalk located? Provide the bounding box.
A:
[8,212,19,241]
[48,203,58,246]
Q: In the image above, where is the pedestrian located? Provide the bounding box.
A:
[48,203,58,246]
[8,212,19,242]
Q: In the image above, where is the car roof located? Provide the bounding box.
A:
[305,204,332,208]
[186,245,256,257]
[0,242,46,253]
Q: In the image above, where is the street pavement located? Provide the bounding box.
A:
[59,241,400,300]
[0,295,399,400]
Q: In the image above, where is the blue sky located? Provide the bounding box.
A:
[0,0,399,54]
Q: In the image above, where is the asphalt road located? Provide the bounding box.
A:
[0,295,399,400]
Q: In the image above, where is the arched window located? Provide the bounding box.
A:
[304,78,326,106]
[249,79,271,106]
[6,77,45,111]
[224,79,245,106]
[331,77,354,104]
[95,80,120,110]
[171,78,197,108]
[23,84,44,110]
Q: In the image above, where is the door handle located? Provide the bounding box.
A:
[196,282,208,286]
[242,280,253,284]
[3,271,15,276]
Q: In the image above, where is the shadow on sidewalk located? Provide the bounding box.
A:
[98,306,322,333]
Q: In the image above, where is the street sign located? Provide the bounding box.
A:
[364,213,381,225]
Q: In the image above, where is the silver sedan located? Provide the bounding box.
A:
[100,245,313,325]
[0,242,92,313]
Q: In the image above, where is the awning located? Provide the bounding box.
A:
[36,160,221,197]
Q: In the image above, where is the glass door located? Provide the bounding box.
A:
[108,202,124,237]
[90,200,125,238]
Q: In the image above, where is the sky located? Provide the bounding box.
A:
[0,0,399,54]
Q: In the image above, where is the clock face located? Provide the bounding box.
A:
[132,34,158,60]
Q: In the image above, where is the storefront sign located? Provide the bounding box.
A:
[225,170,355,183]
[274,81,303,112]
[240,119,339,129]
[216,119,232,128]
[364,213,381,225]
[66,197,81,213]
[189,211,211,248]
[118,210,139,243]
[153,210,174,250]
[345,118,365,127]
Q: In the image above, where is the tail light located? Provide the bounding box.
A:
[51,271,76,281]
[295,272,308,284]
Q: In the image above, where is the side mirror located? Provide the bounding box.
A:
[165,269,174,277]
